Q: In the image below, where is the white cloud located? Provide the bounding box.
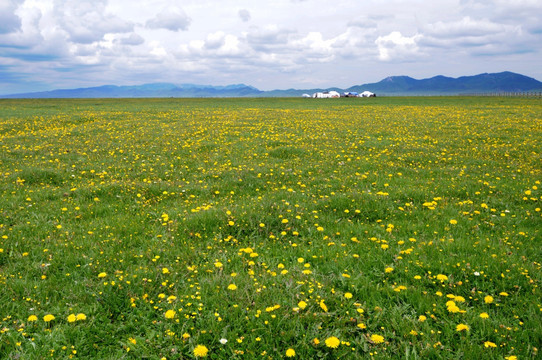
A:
[0,0,24,34]
[1,0,541,94]
[145,7,191,32]
[238,9,251,22]
[52,0,133,44]
[376,31,423,61]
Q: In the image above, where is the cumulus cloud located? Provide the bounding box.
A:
[0,0,23,34]
[375,31,423,61]
[119,33,145,46]
[53,0,133,44]
[146,7,191,31]
[238,9,251,22]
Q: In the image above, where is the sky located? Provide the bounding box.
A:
[1,0,541,95]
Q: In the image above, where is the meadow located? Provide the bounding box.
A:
[0,96,540,359]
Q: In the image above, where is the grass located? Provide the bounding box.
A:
[0,96,540,359]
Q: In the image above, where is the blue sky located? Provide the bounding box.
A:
[1,0,541,95]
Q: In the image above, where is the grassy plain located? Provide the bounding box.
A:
[0,97,541,359]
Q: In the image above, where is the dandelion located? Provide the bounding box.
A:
[456,323,469,332]
[76,313,86,321]
[27,315,38,322]
[162,267,169,274]
[98,272,107,278]
[164,310,176,319]
[285,348,296,357]
[67,314,76,323]
[484,295,494,304]
[325,336,340,348]
[344,292,353,299]
[357,323,367,329]
[319,300,328,312]
[193,344,209,357]
[43,314,55,322]
[418,315,427,322]
[480,312,489,319]
[436,274,448,281]
[449,219,457,225]
[505,356,518,360]
[370,334,385,344]
[298,301,307,309]
[484,341,497,348]
[313,338,320,345]
[385,267,394,273]
[227,284,237,290]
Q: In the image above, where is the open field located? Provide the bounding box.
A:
[0,97,541,359]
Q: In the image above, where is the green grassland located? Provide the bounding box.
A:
[0,97,540,359]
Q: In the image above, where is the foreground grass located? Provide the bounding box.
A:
[0,97,540,359]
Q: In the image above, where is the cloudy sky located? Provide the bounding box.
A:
[1,0,541,94]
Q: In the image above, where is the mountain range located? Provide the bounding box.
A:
[2,72,541,98]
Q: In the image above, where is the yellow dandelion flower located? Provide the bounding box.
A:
[193,344,208,357]
[27,315,38,322]
[418,315,427,322]
[227,284,237,290]
[325,336,340,348]
[285,348,296,357]
[385,267,394,273]
[456,323,469,332]
[298,301,307,309]
[484,295,494,304]
[98,272,107,278]
[344,292,353,299]
[319,300,328,312]
[67,314,76,323]
[370,334,385,344]
[484,341,497,348]
[164,310,176,319]
[480,312,489,319]
[43,314,55,322]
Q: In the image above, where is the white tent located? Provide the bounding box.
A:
[313,90,341,98]
[360,91,375,97]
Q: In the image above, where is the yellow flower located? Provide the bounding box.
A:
[67,314,76,323]
[484,295,494,304]
[193,345,209,357]
[98,272,107,278]
[385,267,394,273]
[227,284,237,290]
[344,292,353,299]
[480,312,489,319]
[456,323,469,332]
[162,267,169,274]
[418,315,427,322]
[325,336,340,348]
[319,300,328,312]
[164,310,176,319]
[285,348,296,357]
[43,314,55,322]
[370,334,384,344]
[436,274,448,281]
[298,301,307,309]
[357,323,367,329]
[449,219,457,225]
[313,338,320,345]
[505,356,518,360]
[27,315,38,322]
[484,341,497,348]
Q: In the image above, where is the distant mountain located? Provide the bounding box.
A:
[2,72,541,98]
[346,72,542,95]
[2,83,263,98]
